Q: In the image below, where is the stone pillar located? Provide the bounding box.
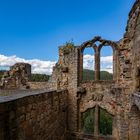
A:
[95,48,100,81]
[113,49,118,81]
[79,50,83,82]
[77,98,81,132]
[94,105,99,136]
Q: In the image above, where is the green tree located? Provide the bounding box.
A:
[81,108,95,134]
[83,69,113,81]
[30,74,50,82]
[99,108,113,135]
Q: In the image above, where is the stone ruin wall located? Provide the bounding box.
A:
[28,82,49,89]
[0,63,31,90]
[131,0,140,93]
[0,1,140,140]
[0,63,50,90]
[119,0,140,92]
[48,0,140,139]
[49,46,79,132]
[0,90,68,140]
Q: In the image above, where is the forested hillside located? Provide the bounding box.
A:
[0,69,112,82]
[30,74,50,82]
[83,69,113,81]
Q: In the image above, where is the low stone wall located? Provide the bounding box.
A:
[29,82,49,89]
[67,132,116,140]
[0,89,68,140]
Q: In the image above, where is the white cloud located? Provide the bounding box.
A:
[83,54,113,73]
[100,56,113,63]
[83,54,95,70]
[0,54,56,75]
[0,54,113,75]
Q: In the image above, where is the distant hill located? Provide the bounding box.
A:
[30,74,50,82]
[83,69,113,81]
[0,69,112,82]
[0,72,50,82]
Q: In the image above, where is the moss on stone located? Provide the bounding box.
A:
[60,41,75,54]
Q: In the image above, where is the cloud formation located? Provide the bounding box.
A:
[0,54,113,75]
[83,54,113,73]
[0,54,56,75]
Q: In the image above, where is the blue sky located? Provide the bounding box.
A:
[0,0,135,61]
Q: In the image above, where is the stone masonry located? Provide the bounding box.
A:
[48,1,140,139]
[0,63,31,90]
[0,89,68,140]
[0,0,140,140]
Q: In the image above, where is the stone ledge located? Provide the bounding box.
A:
[81,80,115,84]
[67,131,116,140]
[0,89,67,103]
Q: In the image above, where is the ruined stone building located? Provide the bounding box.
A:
[0,0,140,140]
[0,63,31,90]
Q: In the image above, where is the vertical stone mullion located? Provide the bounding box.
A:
[77,98,81,132]
[113,49,117,81]
[79,50,83,82]
[94,105,99,136]
[95,49,100,81]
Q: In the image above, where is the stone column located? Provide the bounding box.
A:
[113,49,118,81]
[95,49,100,81]
[94,105,99,136]
[79,50,83,82]
[77,98,81,132]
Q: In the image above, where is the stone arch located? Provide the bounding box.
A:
[98,41,118,52]
[79,36,101,51]
[99,45,113,80]
[80,105,115,137]
[79,45,96,82]
[80,101,116,116]
[78,37,119,82]
[80,44,96,54]
[98,41,118,81]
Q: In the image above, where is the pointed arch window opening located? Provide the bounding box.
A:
[100,45,113,81]
[81,106,113,136]
[82,47,95,81]
[79,38,118,82]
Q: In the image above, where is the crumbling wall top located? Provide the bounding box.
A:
[0,63,31,90]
